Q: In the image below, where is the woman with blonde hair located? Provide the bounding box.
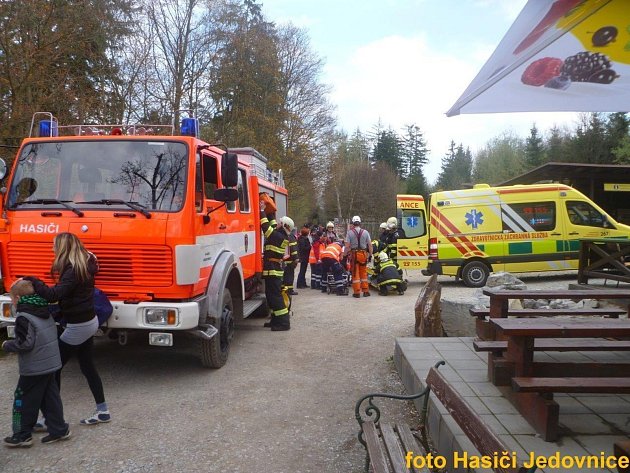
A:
[24,232,110,427]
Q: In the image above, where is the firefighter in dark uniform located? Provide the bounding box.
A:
[385,216,402,275]
[259,193,293,331]
[374,251,405,295]
[282,228,299,295]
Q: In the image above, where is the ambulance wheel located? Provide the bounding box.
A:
[461,261,490,288]
[200,288,234,369]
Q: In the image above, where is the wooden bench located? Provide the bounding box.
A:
[425,364,537,473]
[474,338,630,354]
[470,307,625,319]
[355,361,442,473]
[512,377,630,393]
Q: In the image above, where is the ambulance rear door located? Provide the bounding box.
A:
[396,195,428,270]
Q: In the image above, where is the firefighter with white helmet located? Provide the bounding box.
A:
[259,194,291,331]
[374,251,405,296]
[280,216,299,296]
[345,215,373,298]
[324,221,337,242]
[384,216,404,273]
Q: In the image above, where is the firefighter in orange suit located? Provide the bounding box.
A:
[259,193,292,331]
[345,215,373,298]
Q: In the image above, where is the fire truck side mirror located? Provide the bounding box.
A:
[221,152,238,188]
[213,188,238,202]
[0,159,6,180]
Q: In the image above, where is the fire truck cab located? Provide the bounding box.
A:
[0,113,287,368]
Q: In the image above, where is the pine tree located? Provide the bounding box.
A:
[436,141,472,190]
[371,128,403,177]
[525,124,545,169]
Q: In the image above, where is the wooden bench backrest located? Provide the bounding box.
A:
[426,367,528,473]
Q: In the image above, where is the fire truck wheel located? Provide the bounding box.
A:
[200,288,235,368]
[461,261,490,288]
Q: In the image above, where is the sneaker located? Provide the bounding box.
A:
[288,290,298,296]
[33,419,47,433]
[4,435,32,448]
[263,321,272,328]
[352,294,361,298]
[363,292,371,297]
[41,429,71,444]
[80,410,111,425]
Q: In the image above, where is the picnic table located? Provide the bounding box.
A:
[489,317,630,441]
[476,287,630,341]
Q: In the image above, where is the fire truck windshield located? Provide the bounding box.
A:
[7,140,188,212]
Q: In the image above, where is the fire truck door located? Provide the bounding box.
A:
[195,152,230,278]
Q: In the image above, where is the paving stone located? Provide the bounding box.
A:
[474,414,508,435]
[467,381,504,397]
[554,396,592,414]
[446,381,476,397]
[576,434,621,457]
[495,414,537,435]
[575,395,630,414]
[480,396,520,415]
[559,414,618,435]
[456,369,489,383]
[600,413,630,431]
[448,358,488,371]
[432,343,474,352]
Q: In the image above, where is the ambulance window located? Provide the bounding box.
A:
[237,168,249,212]
[566,201,613,229]
[399,209,426,238]
[509,202,556,232]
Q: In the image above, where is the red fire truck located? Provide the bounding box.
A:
[0,113,287,368]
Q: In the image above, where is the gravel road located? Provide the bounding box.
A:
[0,271,591,473]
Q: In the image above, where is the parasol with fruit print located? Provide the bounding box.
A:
[447,0,630,116]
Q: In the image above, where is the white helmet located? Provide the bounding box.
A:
[379,222,387,230]
[351,215,361,224]
[326,221,334,229]
[378,251,389,262]
[387,216,398,228]
[280,216,295,232]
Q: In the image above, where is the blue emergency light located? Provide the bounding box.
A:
[39,120,58,137]
[181,118,199,137]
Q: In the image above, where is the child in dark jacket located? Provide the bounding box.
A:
[2,280,70,448]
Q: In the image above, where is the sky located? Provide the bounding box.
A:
[261,0,582,183]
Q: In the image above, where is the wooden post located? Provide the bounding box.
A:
[415,275,443,337]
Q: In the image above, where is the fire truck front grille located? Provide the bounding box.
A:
[7,242,173,287]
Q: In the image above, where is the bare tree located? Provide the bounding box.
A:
[142,0,216,127]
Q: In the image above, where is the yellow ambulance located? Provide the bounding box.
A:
[394,184,630,287]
